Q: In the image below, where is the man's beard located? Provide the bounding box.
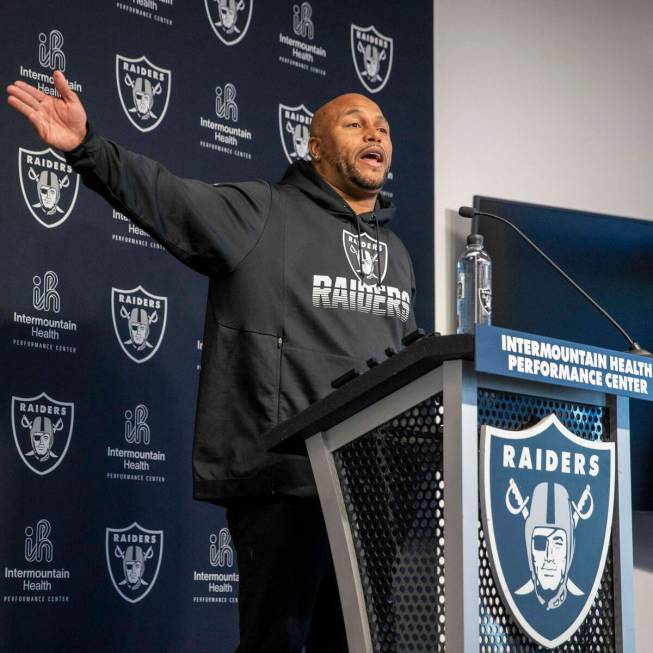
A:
[329,153,388,191]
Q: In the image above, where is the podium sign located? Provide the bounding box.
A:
[481,414,615,648]
[476,325,653,402]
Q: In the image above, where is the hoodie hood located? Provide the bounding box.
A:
[279,160,395,225]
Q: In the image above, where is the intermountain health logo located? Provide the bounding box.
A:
[12,393,74,476]
[350,24,393,94]
[18,147,80,228]
[480,414,615,648]
[193,528,239,604]
[115,55,171,132]
[204,0,253,45]
[278,103,313,163]
[111,286,168,363]
[3,518,71,604]
[106,522,163,603]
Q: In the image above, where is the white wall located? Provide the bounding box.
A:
[433,1,653,648]
[433,0,653,335]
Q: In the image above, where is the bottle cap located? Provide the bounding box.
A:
[467,233,484,247]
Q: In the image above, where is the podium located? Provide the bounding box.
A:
[263,329,636,652]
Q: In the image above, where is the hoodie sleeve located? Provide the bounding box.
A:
[65,129,270,276]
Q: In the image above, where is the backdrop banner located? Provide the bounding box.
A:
[0,2,434,651]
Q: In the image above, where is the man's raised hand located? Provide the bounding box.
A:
[6,70,87,152]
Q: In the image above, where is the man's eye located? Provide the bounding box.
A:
[378,127,388,134]
[348,122,361,128]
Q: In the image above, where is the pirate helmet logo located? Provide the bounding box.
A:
[350,24,394,94]
[343,229,388,287]
[115,55,171,133]
[278,103,314,164]
[111,286,168,364]
[481,413,615,648]
[204,0,254,46]
[105,522,163,603]
[18,147,80,228]
[11,393,75,476]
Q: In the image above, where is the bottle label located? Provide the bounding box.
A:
[479,286,492,314]
[457,274,465,300]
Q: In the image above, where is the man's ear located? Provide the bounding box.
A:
[308,136,321,161]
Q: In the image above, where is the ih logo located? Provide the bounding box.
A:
[125,404,150,445]
[33,270,60,313]
[204,0,253,46]
[480,414,615,648]
[111,286,168,364]
[343,229,388,287]
[209,528,234,568]
[278,104,313,164]
[18,147,80,228]
[115,55,171,133]
[351,25,393,94]
[25,519,54,562]
[39,29,66,71]
[106,523,163,603]
[293,2,314,40]
[215,83,238,122]
[12,393,75,476]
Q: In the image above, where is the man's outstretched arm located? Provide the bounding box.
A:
[6,71,270,277]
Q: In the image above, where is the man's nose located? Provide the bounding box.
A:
[363,127,381,142]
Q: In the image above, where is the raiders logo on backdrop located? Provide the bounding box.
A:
[204,0,253,46]
[111,286,168,364]
[106,523,163,603]
[12,393,74,476]
[18,147,80,228]
[343,229,388,287]
[115,55,171,133]
[350,25,393,94]
[278,103,313,164]
[480,414,615,648]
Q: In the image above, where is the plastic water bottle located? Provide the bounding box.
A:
[456,233,492,334]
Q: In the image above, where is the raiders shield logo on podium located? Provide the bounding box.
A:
[480,413,615,648]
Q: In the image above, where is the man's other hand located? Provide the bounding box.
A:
[6,70,87,152]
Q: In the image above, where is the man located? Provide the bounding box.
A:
[7,72,417,652]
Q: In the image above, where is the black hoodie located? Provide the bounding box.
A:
[67,132,417,502]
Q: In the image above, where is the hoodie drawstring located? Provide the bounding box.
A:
[373,214,381,288]
[355,212,363,279]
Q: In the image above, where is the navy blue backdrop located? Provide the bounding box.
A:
[0,2,434,651]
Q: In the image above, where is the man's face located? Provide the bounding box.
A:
[219,0,237,28]
[130,320,149,346]
[531,526,567,590]
[364,45,381,78]
[293,125,309,159]
[32,430,52,457]
[125,559,143,584]
[311,95,392,199]
[39,185,58,209]
[135,90,152,115]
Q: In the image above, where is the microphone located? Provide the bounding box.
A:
[458,206,652,357]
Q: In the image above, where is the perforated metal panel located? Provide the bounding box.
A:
[477,388,616,653]
[334,394,446,653]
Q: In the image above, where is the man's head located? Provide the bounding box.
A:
[123,545,146,586]
[128,308,150,346]
[132,78,154,116]
[30,416,54,459]
[309,93,392,202]
[218,0,242,29]
[524,482,575,608]
[37,171,60,210]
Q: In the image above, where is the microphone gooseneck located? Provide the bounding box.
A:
[458,206,652,357]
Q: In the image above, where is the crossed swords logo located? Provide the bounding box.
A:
[505,478,594,599]
[350,243,379,281]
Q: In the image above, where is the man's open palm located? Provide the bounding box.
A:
[6,70,87,152]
